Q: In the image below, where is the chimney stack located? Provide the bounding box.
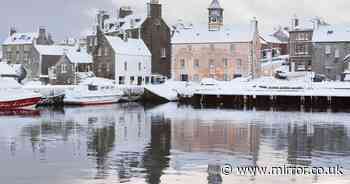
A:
[251,17,258,35]
[119,6,133,18]
[291,14,299,30]
[147,0,161,18]
[10,27,17,36]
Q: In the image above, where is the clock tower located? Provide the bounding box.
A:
[208,0,223,31]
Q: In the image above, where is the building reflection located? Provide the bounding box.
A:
[287,123,350,166]
[85,103,151,181]
[171,120,260,157]
[169,118,260,184]
[142,114,171,184]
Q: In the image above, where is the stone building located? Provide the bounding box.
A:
[48,49,93,85]
[261,27,289,58]
[93,35,152,85]
[312,25,350,80]
[87,0,171,78]
[288,16,314,72]
[171,0,261,82]
[2,27,54,80]
[33,44,92,84]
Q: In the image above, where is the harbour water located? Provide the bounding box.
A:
[1,103,350,184]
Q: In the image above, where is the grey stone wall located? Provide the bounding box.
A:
[312,42,350,80]
[93,34,115,80]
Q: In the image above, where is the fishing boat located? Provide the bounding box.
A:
[0,78,42,110]
[64,78,123,105]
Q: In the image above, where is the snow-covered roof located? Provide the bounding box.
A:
[209,0,222,9]
[66,48,92,64]
[3,32,38,45]
[290,18,314,32]
[260,34,283,44]
[105,36,151,56]
[104,14,147,34]
[172,25,254,44]
[35,44,92,64]
[313,25,350,42]
[120,14,146,30]
[35,45,74,56]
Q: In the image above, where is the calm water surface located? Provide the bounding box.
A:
[0,103,350,184]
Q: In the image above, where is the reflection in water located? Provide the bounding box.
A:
[0,103,350,184]
[142,115,171,184]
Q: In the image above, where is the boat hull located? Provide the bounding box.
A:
[64,96,121,106]
[0,97,41,110]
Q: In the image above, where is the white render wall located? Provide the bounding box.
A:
[115,54,152,85]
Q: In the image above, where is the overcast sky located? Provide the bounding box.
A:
[1,0,350,43]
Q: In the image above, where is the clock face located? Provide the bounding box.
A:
[211,17,217,22]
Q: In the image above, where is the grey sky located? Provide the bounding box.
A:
[1,0,350,43]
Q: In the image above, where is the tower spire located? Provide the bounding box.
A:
[208,0,224,31]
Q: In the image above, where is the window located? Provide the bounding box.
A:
[23,52,29,61]
[224,73,229,81]
[180,59,185,69]
[296,32,308,41]
[98,47,102,56]
[137,76,142,85]
[145,76,150,84]
[138,62,142,71]
[119,76,125,85]
[335,48,340,58]
[130,76,135,85]
[23,45,30,52]
[325,45,331,55]
[89,38,93,47]
[237,59,242,74]
[296,44,308,55]
[161,48,166,58]
[223,58,228,68]
[194,59,199,68]
[210,44,215,51]
[6,52,12,60]
[16,52,20,62]
[193,74,199,81]
[124,62,128,71]
[188,45,192,52]
[106,63,110,72]
[88,85,98,91]
[94,37,98,46]
[104,47,109,56]
[209,59,215,69]
[61,64,67,73]
[230,44,235,53]
[98,64,102,73]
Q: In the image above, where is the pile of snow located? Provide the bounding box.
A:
[3,32,38,45]
[200,78,218,86]
[80,77,116,86]
[0,62,17,76]
[105,36,151,56]
[172,24,254,44]
[0,78,21,89]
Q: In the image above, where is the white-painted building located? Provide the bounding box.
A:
[104,36,152,85]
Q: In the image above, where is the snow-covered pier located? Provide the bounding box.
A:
[182,78,350,108]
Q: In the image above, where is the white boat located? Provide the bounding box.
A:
[0,78,42,110]
[64,78,123,106]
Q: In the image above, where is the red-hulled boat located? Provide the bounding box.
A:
[0,78,42,110]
